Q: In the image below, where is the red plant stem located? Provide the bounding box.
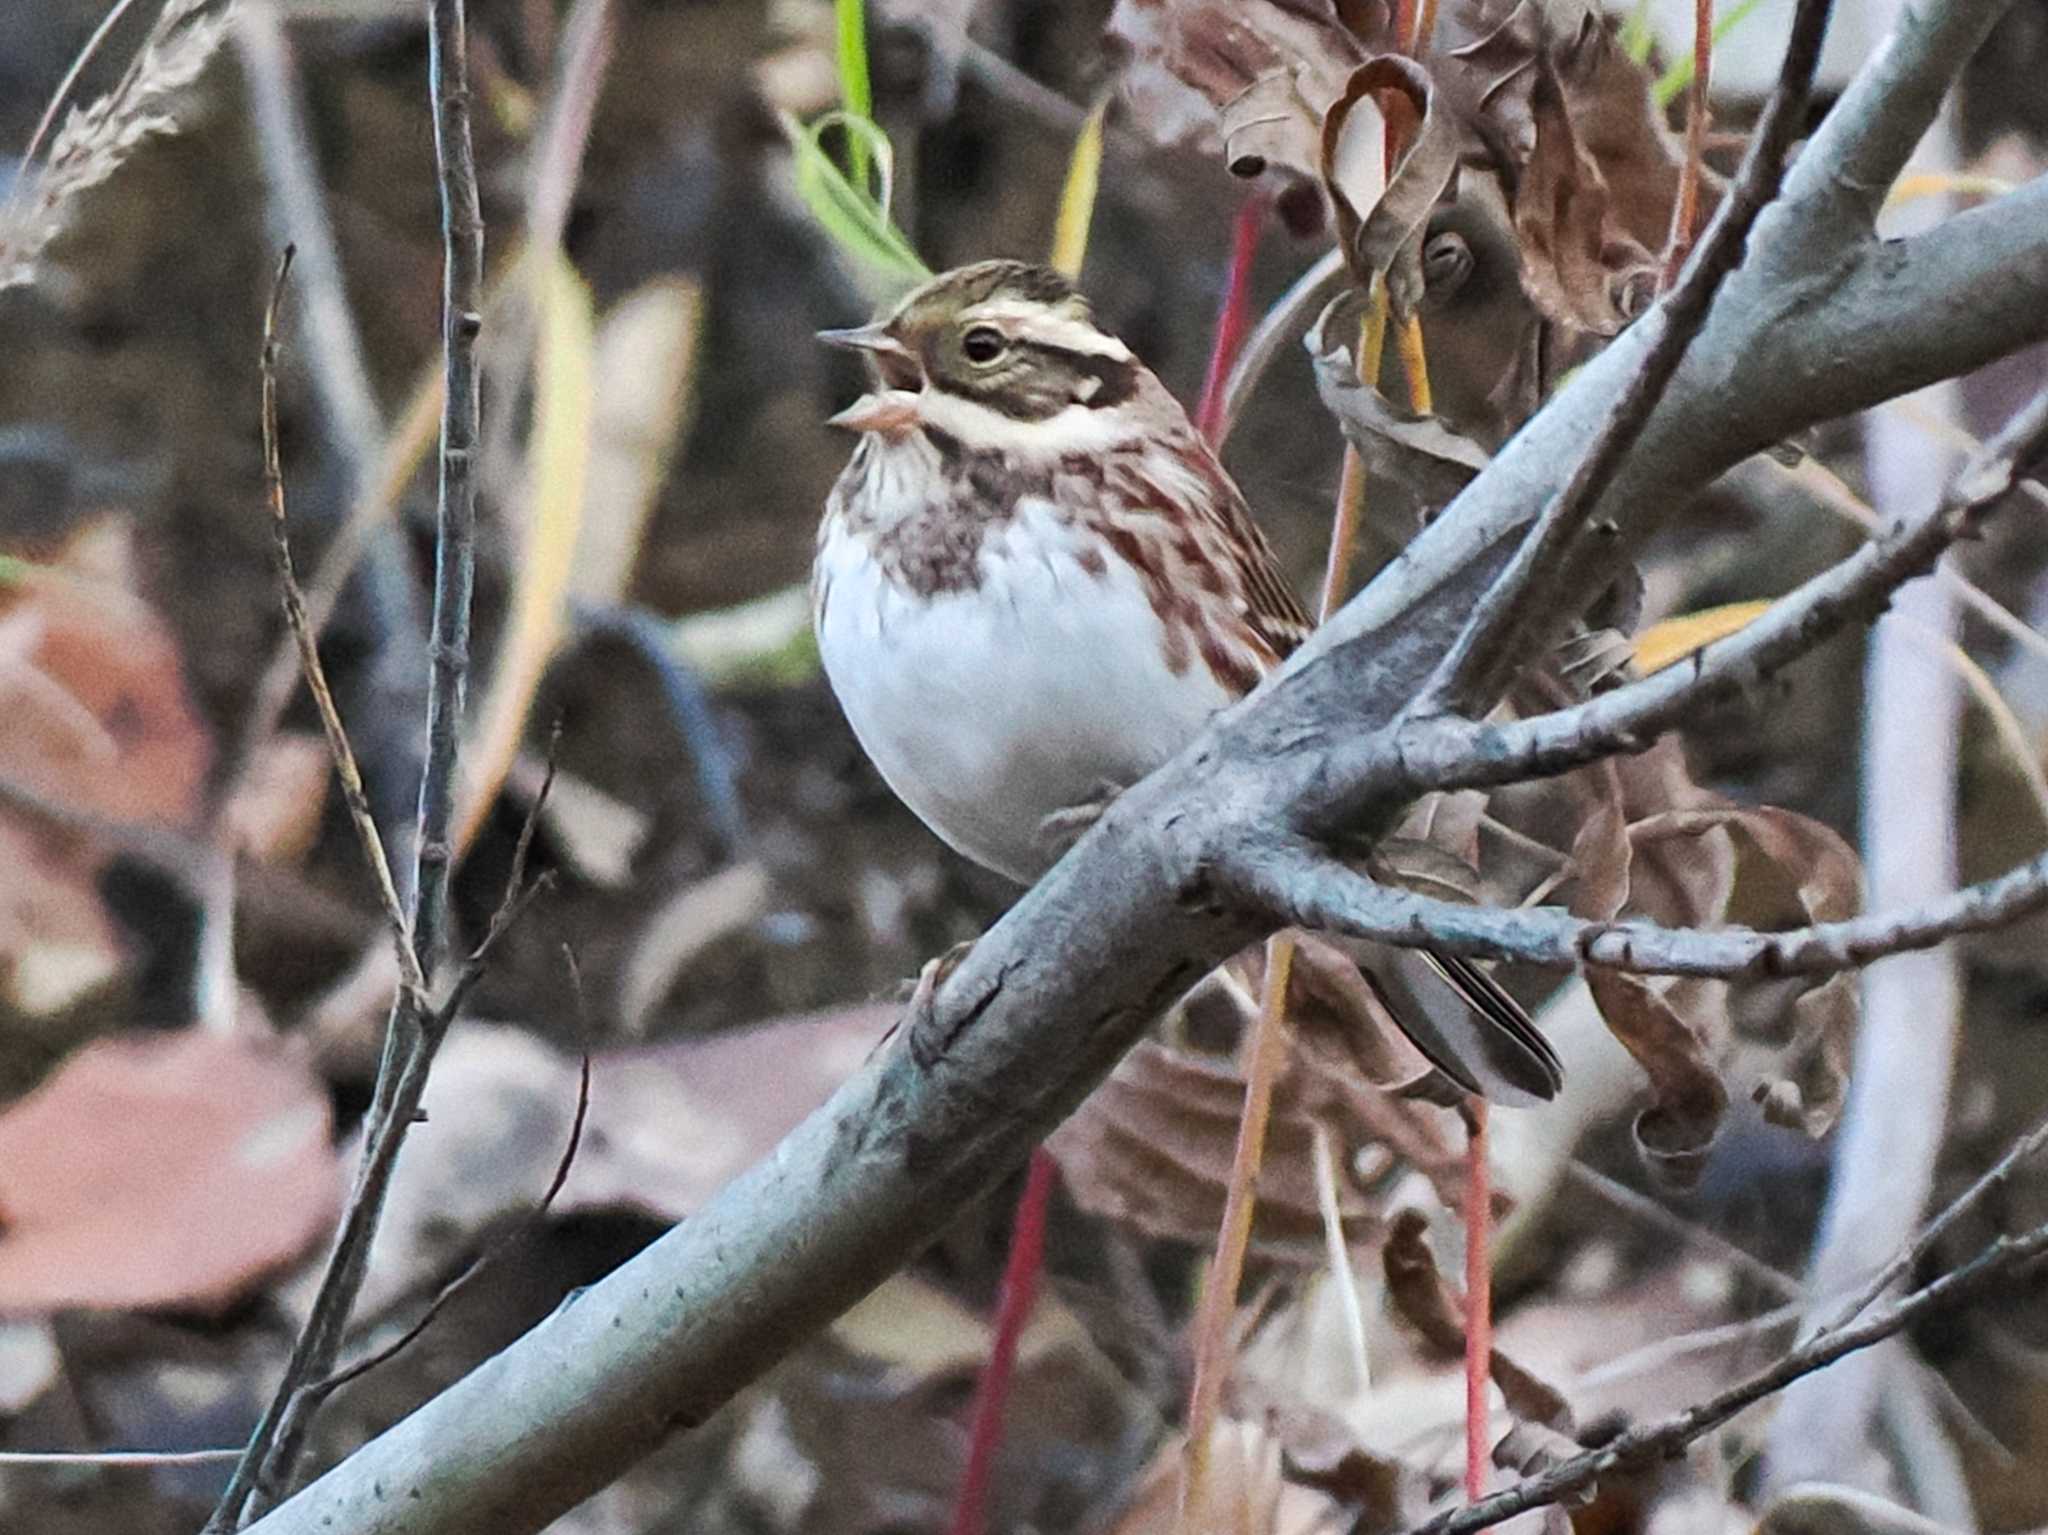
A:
[1463,1099,1493,1501]
[948,1147,1058,1535]
[1664,0,1712,287]
[1193,194,1268,443]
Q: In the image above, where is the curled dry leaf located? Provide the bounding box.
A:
[1321,56,1460,317]
[1757,1483,1969,1535]
[1309,294,1491,527]
[1445,0,1684,334]
[1106,0,1391,188]
[1447,0,1694,252]
[1381,1208,1576,1433]
[1513,54,1658,336]
[1568,785,1731,1192]
[0,1030,338,1314]
[1562,739,1865,1182]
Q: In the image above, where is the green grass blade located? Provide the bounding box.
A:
[1619,0,1657,63]
[780,110,931,284]
[835,0,874,190]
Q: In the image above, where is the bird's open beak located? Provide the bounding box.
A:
[826,389,922,435]
[817,322,904,358]
[820,324,923,434]
[818,323,922,390]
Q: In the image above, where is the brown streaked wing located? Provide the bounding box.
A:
[1186,438,1316,666]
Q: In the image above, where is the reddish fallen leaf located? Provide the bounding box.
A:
[0,1030,338,1314]
[0,520,211,1020]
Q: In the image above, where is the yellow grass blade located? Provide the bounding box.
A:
[1049,97,1108,280]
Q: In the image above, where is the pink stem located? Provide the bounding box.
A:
[1463,1100,1492,1501]
[1193,194,1269,443]
[947,1147,1058,1535]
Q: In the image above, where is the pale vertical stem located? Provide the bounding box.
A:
[1312,1123,1372,1391]
[1764,57,1964,1494]
[1177,934,1295,1531]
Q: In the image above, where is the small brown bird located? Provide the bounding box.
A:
[812,260,1560,1105]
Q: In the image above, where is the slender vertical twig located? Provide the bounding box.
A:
[204,0,485,1523]
[1662,0,1712,288]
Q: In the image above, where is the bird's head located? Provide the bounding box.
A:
[819,261,1142,436]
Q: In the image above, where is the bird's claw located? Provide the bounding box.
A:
[907,938,976,1069]
[1036,780,1125,859]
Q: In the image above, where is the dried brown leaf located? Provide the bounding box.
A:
[1106,0,1387,184]
[1049,1038,1386,1261]
[1381,1208,1575,1431]
[1271,1404,1430,1532]
[1310,296,1491,525]
[1322,56,1460,316]
[0,1030,337,1313]
[1514,54,1658,336]
[1568,795,1729,1190]
[1392,790,1490,872]
[0,521,211,1020]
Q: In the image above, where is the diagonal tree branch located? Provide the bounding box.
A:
[1397,1215,2048,1535]
[1315,375,2048,816]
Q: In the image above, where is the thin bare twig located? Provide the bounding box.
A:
[253,247,425,1003]
[207,0,486,1521]
[1258,832,2048,979]
[1398,1215,2048,1535]
[1812,1107,2048,1340]
[302,1030,589,1407]
[1417,0,1835,713]
[0,1447,246,1468]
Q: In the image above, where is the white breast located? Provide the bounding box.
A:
[815,498,1236,884]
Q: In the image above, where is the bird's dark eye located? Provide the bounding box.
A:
[961,326,1007,364]
[1422,230,1473,296]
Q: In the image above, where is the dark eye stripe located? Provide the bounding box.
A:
[1015,341,1139,410]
